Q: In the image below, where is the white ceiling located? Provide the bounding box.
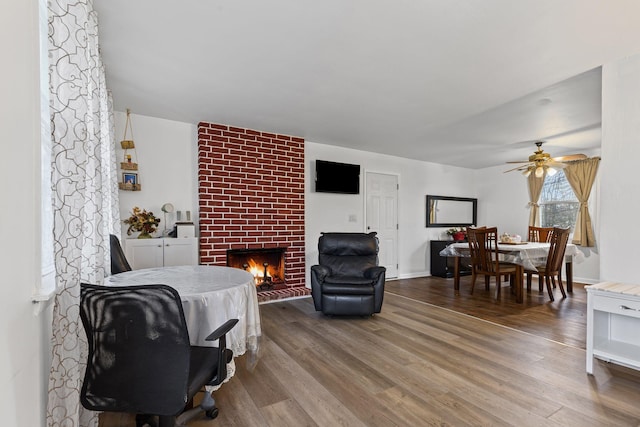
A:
[93,0,640,169]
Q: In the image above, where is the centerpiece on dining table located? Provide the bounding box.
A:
[446,227,467,242]
[499,232,522,244]
[123,206,161,238]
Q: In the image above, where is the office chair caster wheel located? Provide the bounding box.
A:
[206,407,219,419]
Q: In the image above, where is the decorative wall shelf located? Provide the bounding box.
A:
[118,109,141,191]
[120,161,138,171]
[118,182,141,191]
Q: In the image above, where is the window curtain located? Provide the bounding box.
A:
[527,172,545,227]
[563,157,600,247]
[46,1,119,426]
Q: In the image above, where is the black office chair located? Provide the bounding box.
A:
[110,234,132,274]
[310,232,386,316]
[79,283,238,427]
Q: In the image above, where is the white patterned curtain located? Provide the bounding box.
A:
[46,1,119,426]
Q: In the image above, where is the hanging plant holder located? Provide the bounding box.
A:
[119,109,141,190]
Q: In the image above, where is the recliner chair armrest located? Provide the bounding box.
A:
[310,265,332,311]
[205,318,239,343]
[311,264,332,280]
[366,266,386,313]
[364,266,386,280]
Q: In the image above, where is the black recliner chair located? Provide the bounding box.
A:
[311,232,386,316]
[110,234,132,274]
[79,283,238,426]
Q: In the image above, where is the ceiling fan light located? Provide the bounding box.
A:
[547,167,558,176]
[535,166,544,178]
[522,168,532,177]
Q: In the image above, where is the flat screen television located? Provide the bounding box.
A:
[315,160,360,194]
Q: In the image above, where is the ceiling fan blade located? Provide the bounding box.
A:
[547,160,567,169]
[552,153,587,162]
[505,160,530,164]
[504,164,532,173]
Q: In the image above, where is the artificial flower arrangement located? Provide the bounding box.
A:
[446,227,466,236]
[123,206,161,238]
[446,227,467,241]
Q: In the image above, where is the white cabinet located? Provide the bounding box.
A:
[586,282,640,374]
[125,237,198,270]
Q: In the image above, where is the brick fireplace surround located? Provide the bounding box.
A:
[197,122,309,303]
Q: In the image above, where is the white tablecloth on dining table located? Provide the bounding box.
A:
[439,241,585,271]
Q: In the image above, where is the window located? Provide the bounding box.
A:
[539,170,579,230]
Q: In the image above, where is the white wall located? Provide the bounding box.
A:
[305,142,477,281]
[600,54,640,282]
[114,112,199,239]
[1,2,52,426]
[475,165,531,237]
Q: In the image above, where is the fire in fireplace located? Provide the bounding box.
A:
[227,247,286,291]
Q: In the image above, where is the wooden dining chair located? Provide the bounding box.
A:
[467,227,519,299]
[524,227,570,302]
[528,226,553,243]
[526,226,554,291]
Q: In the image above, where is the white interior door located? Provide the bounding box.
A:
[365,172,398,278]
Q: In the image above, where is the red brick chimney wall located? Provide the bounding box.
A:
[197,123,306,289]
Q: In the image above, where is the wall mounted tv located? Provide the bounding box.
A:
[315,160,360,194]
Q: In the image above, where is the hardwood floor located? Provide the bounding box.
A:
[386,275,589,349]
[101,276,640,426]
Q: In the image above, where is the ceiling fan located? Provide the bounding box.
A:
[504,141,587,177]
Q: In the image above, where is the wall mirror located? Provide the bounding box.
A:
[426,195,477,227]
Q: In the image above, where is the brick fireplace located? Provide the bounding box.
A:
[197,123,307,301]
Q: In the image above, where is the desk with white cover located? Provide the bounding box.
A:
[105,265,261,364]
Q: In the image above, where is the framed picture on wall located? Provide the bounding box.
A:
[123,172,138,186]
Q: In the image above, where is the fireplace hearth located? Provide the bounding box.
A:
[227,247,286,291]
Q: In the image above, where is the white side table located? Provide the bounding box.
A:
[586,282,640,374]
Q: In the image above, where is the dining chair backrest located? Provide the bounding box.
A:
[110,234,132,274]
[528,226,553,243]
[545,227,570,273]
[467,226,499,274]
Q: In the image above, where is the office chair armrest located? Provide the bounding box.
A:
[204,319,239,387]
[205,318,239,342]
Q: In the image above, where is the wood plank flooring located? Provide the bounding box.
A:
[386,275,589,349]
[101,276,640,426]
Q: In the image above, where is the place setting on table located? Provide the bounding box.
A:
[438,227,584,303]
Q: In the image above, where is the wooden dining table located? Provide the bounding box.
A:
[439,241,584,303]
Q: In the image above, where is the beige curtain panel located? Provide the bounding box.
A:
[563,157,600,247]
[527,173,545,227]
